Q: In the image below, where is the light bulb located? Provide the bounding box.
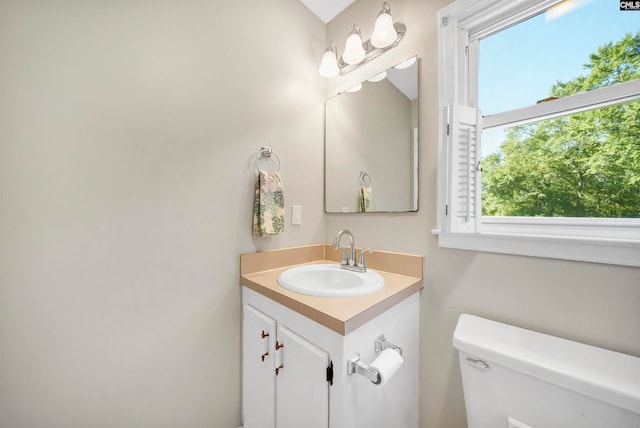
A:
[342,25,365,65]
[371,3,397,48]
[318,44,340,78]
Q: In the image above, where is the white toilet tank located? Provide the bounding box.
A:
[453,314,640,428]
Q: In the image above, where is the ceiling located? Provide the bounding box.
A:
[299,0,356,23]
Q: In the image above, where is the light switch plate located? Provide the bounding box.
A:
[291,205,302,225]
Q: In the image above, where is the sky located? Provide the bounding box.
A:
[478,0,640,156]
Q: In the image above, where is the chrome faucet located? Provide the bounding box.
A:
[333,229,355,267]
[333,230,373,272]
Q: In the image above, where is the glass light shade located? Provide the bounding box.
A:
[342,32,366,65]
[371,13,397,48]
[318,49,340,78]
[346,83,363,93]
[394,56,416,70]
[367,71,387,82]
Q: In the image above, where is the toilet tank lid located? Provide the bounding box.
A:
[453,314,640,415]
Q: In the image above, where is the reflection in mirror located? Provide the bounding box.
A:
[325,56,419,213]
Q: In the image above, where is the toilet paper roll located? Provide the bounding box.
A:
[369,348,404,387]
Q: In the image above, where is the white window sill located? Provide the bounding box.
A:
[432,230,640,267]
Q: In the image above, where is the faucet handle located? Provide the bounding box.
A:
[339,245,350,265]
[357,248,374,269]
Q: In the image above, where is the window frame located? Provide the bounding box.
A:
[435,0,640,267]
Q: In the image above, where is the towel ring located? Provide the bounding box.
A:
[256,147,281,174]
[359,171,371,187]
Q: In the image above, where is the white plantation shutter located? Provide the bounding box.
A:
[447,104,482,233]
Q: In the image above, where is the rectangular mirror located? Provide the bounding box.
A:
[325,56,419,213]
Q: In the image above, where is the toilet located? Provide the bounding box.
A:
[453,314,640,428]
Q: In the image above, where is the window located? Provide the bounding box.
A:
[435,0,640,266]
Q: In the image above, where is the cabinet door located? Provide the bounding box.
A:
[242,305,276,428]
[275,325,329,428]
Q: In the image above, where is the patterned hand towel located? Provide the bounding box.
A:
[359,185,373,212]
[253,171,285,236]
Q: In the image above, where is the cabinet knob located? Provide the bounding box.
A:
[261,330,270,339]
[275,363,284,376]
[261,351,269,362]
[276,341,284,350]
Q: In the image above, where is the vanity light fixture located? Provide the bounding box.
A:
[318,2,405,78]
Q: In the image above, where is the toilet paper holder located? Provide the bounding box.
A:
[375,334,402,356]
[347,335,402,385]
[347,353,382,385]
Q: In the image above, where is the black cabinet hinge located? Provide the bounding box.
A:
[326,360,334,386]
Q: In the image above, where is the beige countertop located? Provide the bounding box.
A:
[240,244,423,335]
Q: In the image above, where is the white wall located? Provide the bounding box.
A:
[325,0,640,427]
[0,1,325,427]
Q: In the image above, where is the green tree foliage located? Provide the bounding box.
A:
[482,32,640,217]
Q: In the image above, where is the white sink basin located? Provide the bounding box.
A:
[277,263,384,297]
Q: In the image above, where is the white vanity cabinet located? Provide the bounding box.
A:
[241,285,420,428]
[242,302,331,428]
[242,305,276,428]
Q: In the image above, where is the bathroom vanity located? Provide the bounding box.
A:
[239,244,423,428]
